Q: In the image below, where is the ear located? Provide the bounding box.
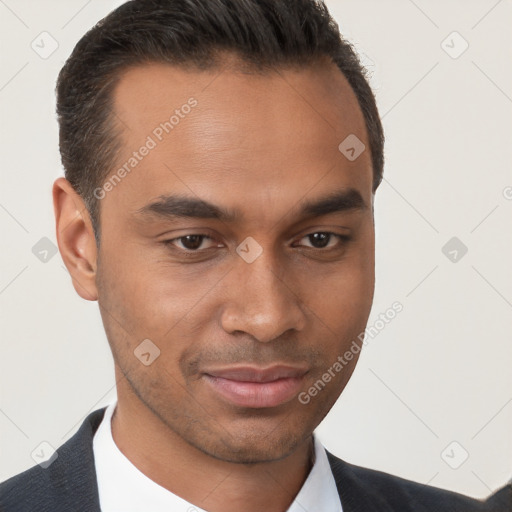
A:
[53,177,98,301]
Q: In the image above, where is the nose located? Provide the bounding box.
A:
[220,249,307,343]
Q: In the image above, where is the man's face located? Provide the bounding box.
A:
[94,58,375,463]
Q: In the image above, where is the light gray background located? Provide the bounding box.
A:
[1,0,511,500]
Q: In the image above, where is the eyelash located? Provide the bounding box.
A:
[163,232,351,254]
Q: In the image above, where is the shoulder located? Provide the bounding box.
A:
[326,451,500,512]
[485,483,512,511]
[0,407,106,512]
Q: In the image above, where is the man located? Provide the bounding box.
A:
[0,0,509,511]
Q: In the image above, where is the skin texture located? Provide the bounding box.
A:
[53,56,375,512]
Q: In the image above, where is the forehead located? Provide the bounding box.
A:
[104,59,372,226]
[113,58,368,146]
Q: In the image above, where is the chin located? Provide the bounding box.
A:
[190,422,309,465]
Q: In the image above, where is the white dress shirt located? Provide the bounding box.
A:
[93,400,342,512]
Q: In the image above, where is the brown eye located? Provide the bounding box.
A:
[179,235,206,250]
[306,232,330,248]
[296,232,349,250]
[165,234,218,251]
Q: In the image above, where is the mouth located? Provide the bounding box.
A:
[202,365,308,408]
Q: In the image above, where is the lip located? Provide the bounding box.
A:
[202,365,308,408]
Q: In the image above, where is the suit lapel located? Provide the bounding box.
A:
[326,451,395,512]
[45,407,106,512]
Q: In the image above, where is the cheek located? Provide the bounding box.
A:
[304,257,375,358]
[96,247,171,360]
[310,248,374,313]
[101,247,231,348]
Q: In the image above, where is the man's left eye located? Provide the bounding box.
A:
[294,232,349,250]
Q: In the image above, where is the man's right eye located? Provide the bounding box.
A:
[163,234,222,252]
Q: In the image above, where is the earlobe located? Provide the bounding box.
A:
[53,177,99,301]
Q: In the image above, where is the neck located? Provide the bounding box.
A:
[110,384,315,512]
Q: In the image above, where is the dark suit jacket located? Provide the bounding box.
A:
[0,406,509,511]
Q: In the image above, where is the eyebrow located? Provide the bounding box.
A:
[133,188,367,224]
